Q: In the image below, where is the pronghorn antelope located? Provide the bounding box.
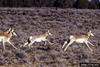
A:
[0,28,17,50]
[62,31,94,52]
[24,30,52,47]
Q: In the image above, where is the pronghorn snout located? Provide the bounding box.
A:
[91,33,94,36]
[13,32,17,36]
[49,32,52,36]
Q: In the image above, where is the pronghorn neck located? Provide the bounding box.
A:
[44,32,49,37]
[7,31,13,38]
[87,32,91,38]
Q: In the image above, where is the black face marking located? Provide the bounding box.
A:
[11,31,14,35]
[7,31,10,34]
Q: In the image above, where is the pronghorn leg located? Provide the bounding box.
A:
[23,42,28,47]
[87,41,94,46]
[28,41,35,47]
[85,42,93,52]
[62,41,67,48]
[44,41,47,45]
[64,40,74,51]
[2,41,6,50]
[47,40,53,45]
[8,41,17,49]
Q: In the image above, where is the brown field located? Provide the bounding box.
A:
[0,8,100,67]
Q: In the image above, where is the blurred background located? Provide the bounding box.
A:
[0,0,100,9]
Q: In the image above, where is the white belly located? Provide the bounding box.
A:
[0,37,4,42]
[75,39,86,43]
[35,37,46,42]
[0,36,7,42]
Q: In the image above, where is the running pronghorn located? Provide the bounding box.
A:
[62,31,94,52]
[0,28,17,50]
[24,30,53,47]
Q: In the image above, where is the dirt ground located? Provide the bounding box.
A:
[0,8,100,67]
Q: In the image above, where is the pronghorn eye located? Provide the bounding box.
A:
[7,31,11,34]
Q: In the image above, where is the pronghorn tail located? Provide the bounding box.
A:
[26,37,31,44]
[24,37,31,47]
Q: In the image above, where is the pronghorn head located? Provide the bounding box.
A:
[47,30,52,36]
[44,30,52,37]
[88,30,94,36]
[7,28,17,36]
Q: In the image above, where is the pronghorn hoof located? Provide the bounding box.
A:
[50,43,54,45]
